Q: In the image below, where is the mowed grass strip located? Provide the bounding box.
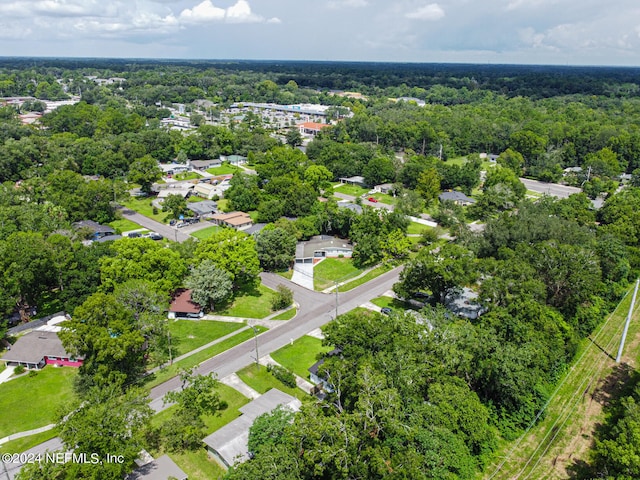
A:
[271,308,296,321]
[340,264,392,291]
[168,320,245,357]
[144,326,267,389]
[271,336,332,380]
[0,367,76,437]
[314,258,365,291]
[0,428,59,454]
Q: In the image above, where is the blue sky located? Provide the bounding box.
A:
[1,0,640,66]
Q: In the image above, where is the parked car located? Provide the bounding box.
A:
[380,307,392,315]
[367,197,379,203]
[127,232,142,238]
[148,233,163,240]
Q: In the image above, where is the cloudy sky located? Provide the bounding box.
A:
[1,0,640,66]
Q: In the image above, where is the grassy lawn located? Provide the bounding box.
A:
[168,450,226,480]
[236,364,307,401]
[144,326,267,390]
[276,270,294,280]
[190,225,223,240]
[271,308,296,321]
[271,336,332,380]
[340,264,393,291]
[216,284,276,319]
[370,296,409,312]
[216,199,230,212]
[168,320,245,357]
[0,428,59,454]
[174,172,202,181]
[206,164,241,175]
[188,196,206,203]
[314,258,365,291]
[334,184,370,197]
[368,193,397,205]
[109,218,142,233]
[0,368,76,438]
[407,222,432,235]
[122,196,168,223]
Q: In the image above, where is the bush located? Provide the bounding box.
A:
[271,285,293,311]
[14,365,25,375]
[28,370,38,378]
[267,364,297,388]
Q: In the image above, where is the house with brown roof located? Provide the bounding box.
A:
[210,212,253,231]
[168,289,203,319]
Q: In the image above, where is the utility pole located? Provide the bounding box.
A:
[251,324,259,368]
[334,281,339,318]
[616,278,639,363]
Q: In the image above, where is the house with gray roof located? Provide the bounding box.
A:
[1,330,82,370]
[186,200,218,218]
[438,190,476,206]
[202,389,301,469]
[126,455,187,480]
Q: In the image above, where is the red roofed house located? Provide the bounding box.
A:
[169,289,203,319]
[298,122,331,136]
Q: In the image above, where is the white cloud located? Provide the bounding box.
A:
[179,0,270,24]
[328,0,369,9]
[406,3,445,21]
[179,0,225,23]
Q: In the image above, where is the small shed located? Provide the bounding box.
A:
[168,289,203,319]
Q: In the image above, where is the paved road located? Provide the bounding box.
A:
[148,267,401,411]
[0,438,63,480]
[120,208,191,243]
[519,178,582,198]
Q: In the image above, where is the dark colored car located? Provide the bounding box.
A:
[127,232,142,238]
[148,233,163,240]
[381,307,392,315]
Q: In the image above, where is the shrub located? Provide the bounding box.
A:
[271,285,293,311]
[267,364,297,388]
[14,365,25,375]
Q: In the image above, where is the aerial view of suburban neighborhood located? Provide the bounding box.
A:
[1,2,640,480]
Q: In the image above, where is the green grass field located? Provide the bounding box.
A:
[109,218,143,234]
[0,367,76,438]
[122,197,168,223]
[314,258,365,291]
[334,184,370,197]
[407,222,432,235]
[271,336,332,380]
[216,199,230,212]
[370,296,408,312]
[216,284,276,318]
[236,364,306,400]
[168,320,245,357]
[367,192,397,205]
[174,172,202,181]
[190,225,223,240]
[206,164,241,175]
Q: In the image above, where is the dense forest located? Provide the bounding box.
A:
[2,58,640,479]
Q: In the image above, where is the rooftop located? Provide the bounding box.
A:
[1,331,74,365]
[438,190,476,204]
[126,455,187,480]
[169,289,202,314]
[202,389,301,467]
[72,220,115,234]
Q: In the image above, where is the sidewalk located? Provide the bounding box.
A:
[0,424,56,446]
[220,373,260,400]
[0,366,15,384]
